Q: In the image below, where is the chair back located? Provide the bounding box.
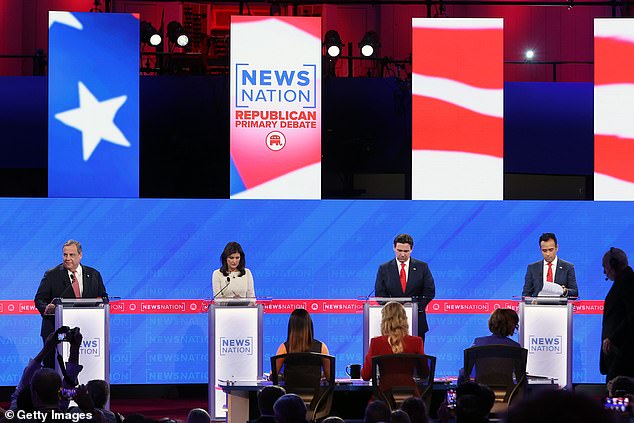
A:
[371,353,436,411]
[270,352,335,421]
[463,345,528,413]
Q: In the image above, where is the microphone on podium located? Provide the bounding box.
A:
[213,276,232,300]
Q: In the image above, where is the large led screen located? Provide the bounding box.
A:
[594,18,634,200]
[0,198,628,385]
[230,17,321,199]
[412,19,503,200]
[48,12,139,198]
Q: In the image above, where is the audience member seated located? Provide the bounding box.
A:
[256,386,286,423]
[275,309,331,379]
[437,382,495,423]
[391,409,412,423]
[608,376,634,396]
[10,327,84,411]
[186,408,211,423]
[503,390,617,423]
[401,396,429,423]
[471,309,520,348]
[321,417,345,423]
[30,368,101,422]
[361,302,425,381]
[458,309,520,384]
[364,400,391,423]
[83,380,117,423]
[274,394,308,423]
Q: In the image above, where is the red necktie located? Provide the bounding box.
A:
[72,271,81,298]
[546,262,553,283]
[400,262,407,293]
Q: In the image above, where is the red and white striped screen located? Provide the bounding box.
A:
[594,19,634,200]
[412,19,503,200]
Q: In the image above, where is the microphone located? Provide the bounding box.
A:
[50,272,76,309]
[213,276,232,300]
[365,286,376,300]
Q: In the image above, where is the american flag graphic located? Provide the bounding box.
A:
[412,19,503,200]
[594,19,634,200]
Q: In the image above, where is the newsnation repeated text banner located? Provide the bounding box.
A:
[230,16,321,199]
[411,19,503,200]
[594,18,634,200]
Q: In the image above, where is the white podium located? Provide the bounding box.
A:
[54,298,110,385]
[208,299,263,419]
[519,297,573,389]
[363,297,417,359]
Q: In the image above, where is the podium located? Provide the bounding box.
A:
[208,299,263,419]
[518,297,573,389]
[54,298,110,385]
[363,297,418,359]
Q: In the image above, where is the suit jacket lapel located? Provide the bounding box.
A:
[535,263,544,293]
[554,262,564,284]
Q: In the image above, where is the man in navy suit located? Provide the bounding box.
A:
[34,239,106,367]
[522,233,578,298]
[375,234,435,338]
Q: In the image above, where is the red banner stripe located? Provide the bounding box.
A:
[413,28,503,89]
[412,95,503,157]
[595,134,634,183]
[595,37,634,85]
[0,299,604,315]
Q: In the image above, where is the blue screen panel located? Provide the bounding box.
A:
[0,198,630,384]
[48,12,139,197]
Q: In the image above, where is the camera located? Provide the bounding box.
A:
[58,387,77,400]
[56,326,79,343]
[446,389,457,409]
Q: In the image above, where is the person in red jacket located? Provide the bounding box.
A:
[361,301,425,381]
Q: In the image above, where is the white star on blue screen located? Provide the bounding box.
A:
[54,81,130,161]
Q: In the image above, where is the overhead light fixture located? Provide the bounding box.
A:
[167,21,189,47]
[525,49,535,61]
[359,31,380,57]
[324,30,343,58]
[140,21,162,47]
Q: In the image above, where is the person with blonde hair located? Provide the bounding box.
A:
[361,301,425,380]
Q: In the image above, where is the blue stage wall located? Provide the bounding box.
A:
[0,198,630,385]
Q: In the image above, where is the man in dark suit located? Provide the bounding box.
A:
[522,232,578,298]
[34,239,106,367]
[374,234,435,339]
[600,247,634,382]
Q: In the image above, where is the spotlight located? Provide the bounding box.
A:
[324,30,343,58]
[167,21,189,47]
[525,49,535,61]
[359,31,380,57]
[140,21,161,46]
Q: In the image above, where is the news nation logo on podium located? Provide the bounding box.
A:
[230,16,322,199]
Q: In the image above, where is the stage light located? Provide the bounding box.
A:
[140,21,162,46]
[324,30,343,58]
[359,31,380,57]
[525,49,535,61]
[167,21,189,47]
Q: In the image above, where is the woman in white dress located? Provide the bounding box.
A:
[212,241,255,302]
